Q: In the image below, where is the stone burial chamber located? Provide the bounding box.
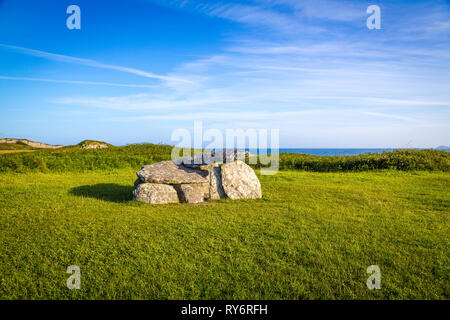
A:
[133,150,262,204]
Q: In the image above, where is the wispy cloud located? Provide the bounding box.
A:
[263,0,365,22]
[52,93,238,111]
[106,109,342,121]
[106,108,427,126]
[424,20,450,33]
[199,2,306,32]
[0,43,192,84]
[147,0,322,33]
[0,75,156,88]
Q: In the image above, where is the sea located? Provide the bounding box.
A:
[246,148,449,156]
[278,148,394,156]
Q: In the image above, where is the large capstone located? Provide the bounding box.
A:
[136,161,208,184]
[133,183,179,204]
[221,160,262,200]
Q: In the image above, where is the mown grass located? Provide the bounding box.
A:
[0,144,448,173]
[0,169,448,299]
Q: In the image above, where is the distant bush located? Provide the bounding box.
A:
[0,144,448,173]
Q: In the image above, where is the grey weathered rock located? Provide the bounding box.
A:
[177,150,249,169]
[209,166,226,200]
[136,161,208,184]
[221,160,262,200]
[133,183,179,204]
[175,183,209,204]
[134,156,261,204]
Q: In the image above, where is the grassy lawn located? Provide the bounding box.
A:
[0,169,448,299]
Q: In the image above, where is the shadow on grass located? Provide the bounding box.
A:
[70,184,134,203]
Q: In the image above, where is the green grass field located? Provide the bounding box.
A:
[0,168,448,299]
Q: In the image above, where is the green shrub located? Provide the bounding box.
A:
[0,145,448,173]
[0,144,174,173]
[0,143,35,150]
[264,149,449,172]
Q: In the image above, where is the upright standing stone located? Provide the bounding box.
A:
[221,160,262,200]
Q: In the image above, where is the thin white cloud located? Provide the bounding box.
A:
[0,76,156,88]
[105,108,426,124]
[0,43,192,84]
[201,3,303,32]
[147,0,322,33]
[106,109,333,121]
[262,0,364,22]
[424,21,450,32]
[361,98,450,106]
[52,93,238,111]
[358,111,419,123]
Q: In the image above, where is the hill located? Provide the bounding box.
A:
[0,143,36,151]
[0,138,63,149]
[76,140,112,149]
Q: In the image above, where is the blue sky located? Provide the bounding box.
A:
[0,0,449,148]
